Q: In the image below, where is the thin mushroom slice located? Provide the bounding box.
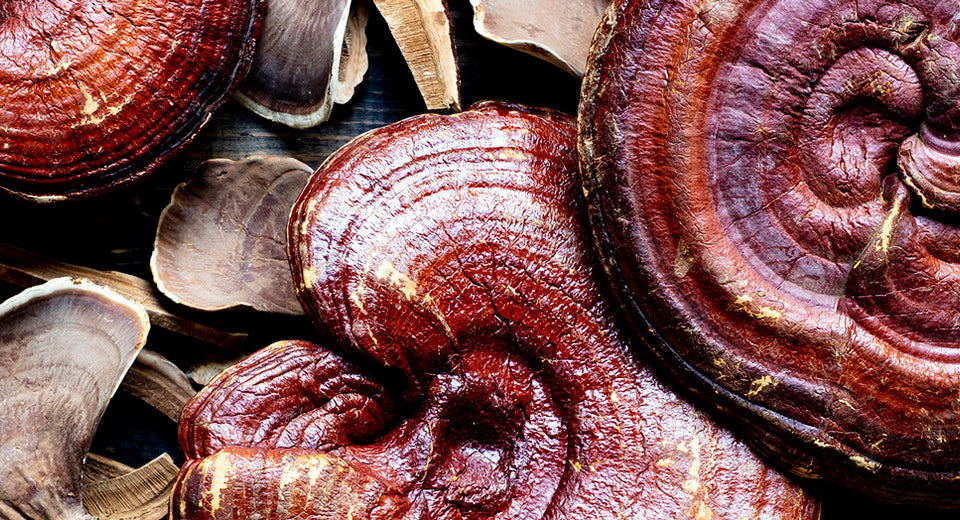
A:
[151,157,312,315]
[0,277,149,520]
[579,0,960,504]
[171,102,819,520]
[334,0,372,105]
[0,0,263,201]
[470,0,612,76]
[373,0,460,111]
[235,0,354,128]
[82,454,180,520]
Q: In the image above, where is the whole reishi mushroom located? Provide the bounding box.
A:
[172,102,819,520]
[0,0,263,201]
[579,0,960,504]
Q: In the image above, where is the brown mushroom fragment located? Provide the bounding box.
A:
[121,349,197,423]
[579,0,960,504]
[235,0,357,128]
[470,0,612,76]
[373,0,460,111]
[0,277,149,520]
[334,0,372,106]
[82,454,179,520]
[151,157,312,315]
[0,0,263,201]
[172,102,819,520]
[0,243,247,349]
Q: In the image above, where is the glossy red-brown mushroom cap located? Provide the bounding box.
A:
[580,0,960,503]
[170,101,819,520]
[0,0,263,201]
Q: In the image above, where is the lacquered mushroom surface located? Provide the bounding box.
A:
[579,0,960,504]
[172,102,819,520]
[0,0,262,201]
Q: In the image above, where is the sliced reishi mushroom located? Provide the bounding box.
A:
[334,0,372,105]
[0,277,149,520]
[171,102,819,519]
[235,0,357,128]
[151,157,312,315]
[0,243,247,348]
[579,0,960,504]
[0,0,263,201]
[470,0,612,76]
[82,454,179,520]
[373,0,460,111]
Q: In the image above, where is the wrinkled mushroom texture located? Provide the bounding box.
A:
[0,0,262,201]
[470,0,612,76]
[0,278,149,520]
[235,0,354,128]
[579,0,960,504]
[172,102,819,520]
[151,157,312,315]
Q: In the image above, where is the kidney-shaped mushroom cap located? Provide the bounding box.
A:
[0,0,263,201]
[579,0,960,504]
[171,102,819,520]
[151,156,312,315]
[0,278,149,520]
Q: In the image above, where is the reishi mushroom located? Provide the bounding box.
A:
[579,0,960,504]
[234,0,361,128]
[171,102,819,519]
[0,0,263,201]
[151,157,312,315]
[470,0,612,76]
[0,278,149,520]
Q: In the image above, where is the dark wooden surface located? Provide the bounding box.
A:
[0,0,954,517]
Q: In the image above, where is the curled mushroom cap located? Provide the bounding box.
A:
[235,0,360,128]
[0,278,149,520]
[0,0,262,201]
[151,157,312,315]
[579,0,960,503]
[172,102,819,520]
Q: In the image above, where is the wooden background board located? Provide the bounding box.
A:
[0,0,953,517]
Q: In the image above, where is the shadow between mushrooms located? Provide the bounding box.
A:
[151,157,312,315]
[0,278,149,520]
[0,0,263,201]
[170,102,819,520]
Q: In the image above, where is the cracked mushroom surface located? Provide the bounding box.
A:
[171,102,819,520]
[0,0,262,201]
[579,0,960,504]
[0,278,149,520]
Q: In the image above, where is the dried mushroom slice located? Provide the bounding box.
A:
[151,157,311,315]
[235,0,358,128]
[0,0,262,201]
[470,0,612,76]
[171,102,819,520]
[580,0,960,504]
[334,1,371,105]
[0,278,149,520]
[373,0,460,111]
